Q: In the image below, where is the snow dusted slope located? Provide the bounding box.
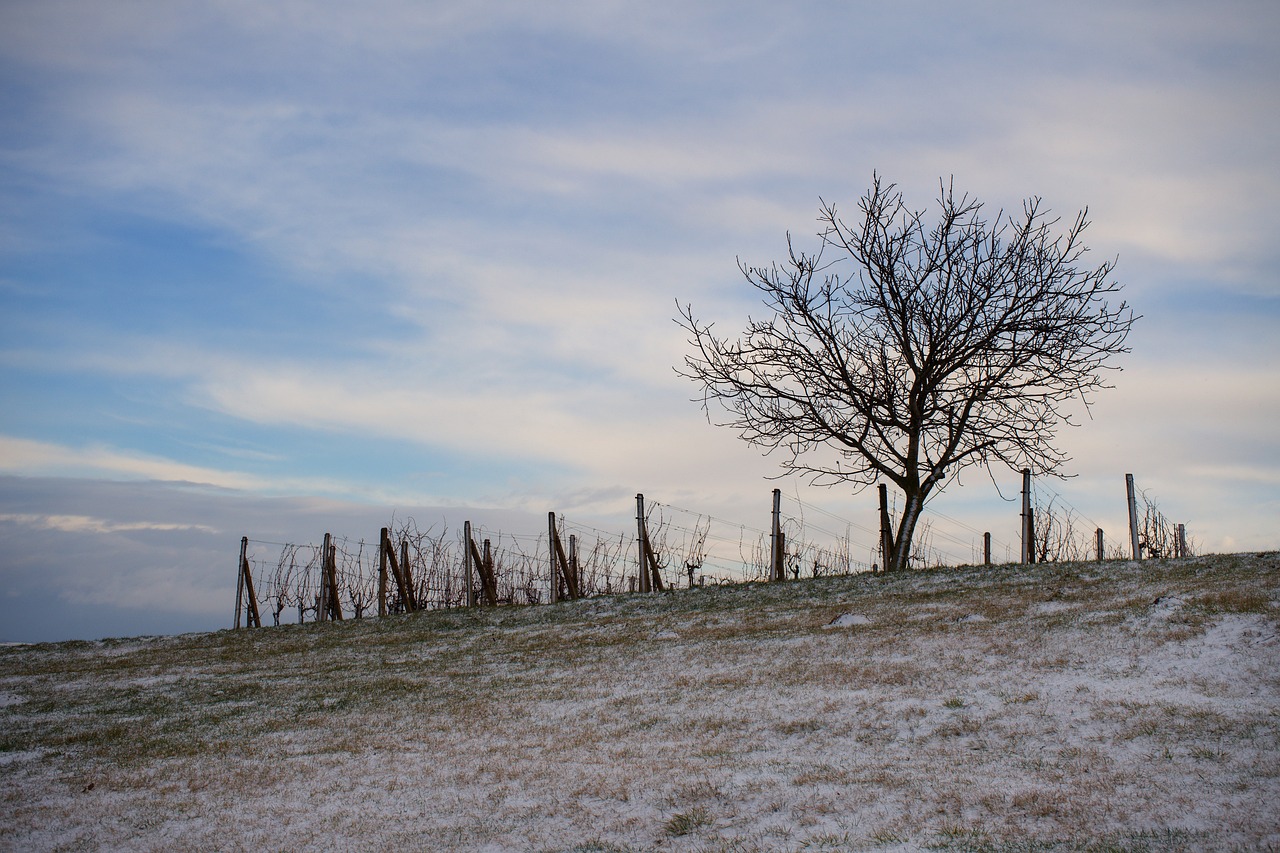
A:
[2,553,1277,851]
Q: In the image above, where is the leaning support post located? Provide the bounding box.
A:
[236,537,261,629]
[383,528,414,613]
[465,528,499,606]
[1020,469,1032,565]
[644,532,665,592]
[464,521,476,607]
[1125,473,1141,560]
[549,515,579,600]
[243,552,261,628]
[400,539,415,611]
[636,494,650,593]
[484,540,493,602]
[1096,528,1104,562]
[634,495,665,593]
[235,537,247,629]
[770,488,784,581]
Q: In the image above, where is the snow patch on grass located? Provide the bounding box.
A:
[1,553,1278,850]
[824,613,871,628]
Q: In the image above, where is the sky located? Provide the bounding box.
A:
[1,0,1277,643]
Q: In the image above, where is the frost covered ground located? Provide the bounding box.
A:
[2,553,1278,851]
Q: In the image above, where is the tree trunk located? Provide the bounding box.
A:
[889,489,925,571]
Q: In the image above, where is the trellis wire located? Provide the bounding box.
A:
[239,477,1183,627]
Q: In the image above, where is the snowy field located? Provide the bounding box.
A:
[2,553,1277,851]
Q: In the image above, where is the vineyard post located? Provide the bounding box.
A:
[319,538,343,621]
[770,488,784,581]
[1020,469,1032,564]
[550,517,578,599]
[319,533,332,621]
[378,527,389,617]
[242,549,261,628]
[465,533,498,606]
[235,536,247,629]
[399,539,413,610]
[1125,474,1140,560]
[548,512,559,604]
[636,494,650,593]
[983,532,991,566]
[1028,508,1037,564]
[569,534,578,597]
[1096,528,1104,562]
[1176,524,1187,558]
[878,484,893,572]
[382,528,413,612]
[483,539,492,604]
[464,521,475,607]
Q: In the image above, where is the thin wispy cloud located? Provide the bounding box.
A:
[0,513,218,536]
[1,0,1276,641]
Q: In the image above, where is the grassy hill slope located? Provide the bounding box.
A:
[2,553,1278,851]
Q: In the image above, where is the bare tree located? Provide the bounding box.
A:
[678,174,1136,571]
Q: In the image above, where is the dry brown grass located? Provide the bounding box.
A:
[1,552,1277,851]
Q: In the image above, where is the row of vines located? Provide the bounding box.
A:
[236,478,1192,628]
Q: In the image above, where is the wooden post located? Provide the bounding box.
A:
[399,539,414,611]
[378,527,389,617]
[878,483,894,572]
[319,533,332,621]
[331,543,343,620]
[484,539,493,603]
[983,532,991,566]
[569,534,578,597]
[650,539,666,591]
[235,537,247,629]
[236,537,261,629]
[467,535,498,605]
[640,527,665,592]
[636,494,650,593]
[243,554,261,628]
[463,521,475,606]
[463,525,496,604]
[321,539,343,621]
[633,500,666,594]
[1020,469,1032,564]
[548,512,559,604]
[1176,524,1187,559]
[1096,528,1104,562]
[383,529,414,612]
[1125,474,1140,560]
[1027,507,1037,564]
[770,488,784,581]
[548,516,579,600]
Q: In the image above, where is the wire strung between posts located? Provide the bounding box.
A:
[781,492,880,539]
[1030,480,1106,535]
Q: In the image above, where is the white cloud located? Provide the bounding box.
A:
[0,513,218,535]
[1,0,1277,647]
[0,436,358,498]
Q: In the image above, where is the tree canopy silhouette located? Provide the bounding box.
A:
[677,174,1137,571]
